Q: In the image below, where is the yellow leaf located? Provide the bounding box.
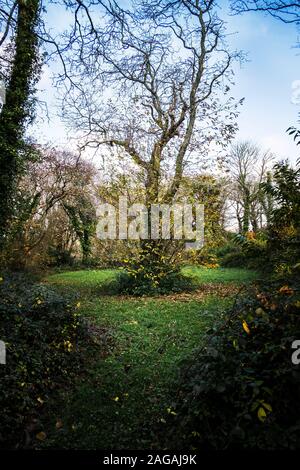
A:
[113,396,119,402]
[37,397,44,404]
[36,431,47,441]
[242,320,250,335]
[257,407,267,422]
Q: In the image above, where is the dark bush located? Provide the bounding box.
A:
[0,272,88,448]
[47,246,75,267]
[116,270,197,296]
[161,277,300,449]
[220,239,267,270]
[220,249,246,267]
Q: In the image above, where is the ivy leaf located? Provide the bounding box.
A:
[257,407,267,422]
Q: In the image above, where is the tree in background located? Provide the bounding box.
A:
[180,174,228,241]
[227,141,274,233]
[63,195,96,265]
[2,146,97,269]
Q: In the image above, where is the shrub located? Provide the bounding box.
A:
[215,242,237,258]
[220,238,267,270]
[220,248,246,267]
[116,270,196,296]
[0,272,88,448]
[115,241,197,296]
[161,277,300,449]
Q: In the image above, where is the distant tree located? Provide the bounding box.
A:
[63,195,96,265]
[4,147,96,268]
[227,141,274,233]
[179,174,228,246]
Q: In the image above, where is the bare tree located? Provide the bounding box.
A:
[227,141,274,233]
[58,0,242,211]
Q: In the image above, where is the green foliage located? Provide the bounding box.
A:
[161,278,300,450]
[262,161,300,233]
[0,272,88,448]
[262,161,300,275]
[287,126,300,147]
[220,238,267,269]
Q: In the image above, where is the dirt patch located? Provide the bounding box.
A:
[109,283,241,302]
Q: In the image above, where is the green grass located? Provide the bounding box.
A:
[45,268,117,296]
[41,266,258,449]
[182,265,258,284]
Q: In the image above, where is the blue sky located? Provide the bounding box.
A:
[225,3,300,162]
[33,0,300,163]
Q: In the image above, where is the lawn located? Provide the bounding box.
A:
[41,266,258,449]
[46,266,257,295]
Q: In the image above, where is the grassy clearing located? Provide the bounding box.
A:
[45,269,117,296]
[41,266,258,449]
[46,266,257,296]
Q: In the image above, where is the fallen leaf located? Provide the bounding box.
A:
[55,419,63,429]
[242,320,250,335]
